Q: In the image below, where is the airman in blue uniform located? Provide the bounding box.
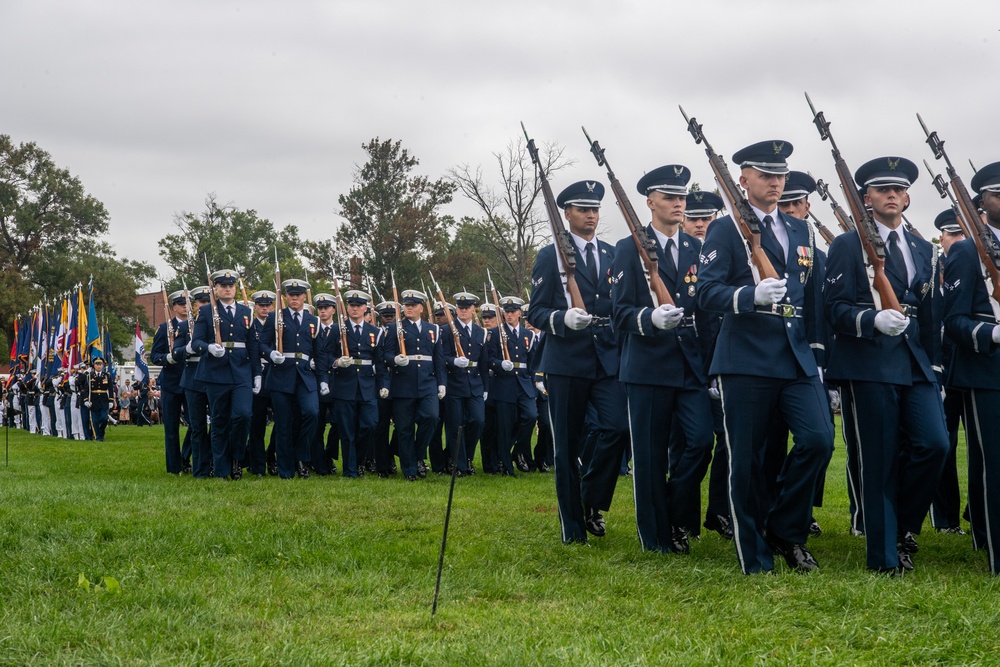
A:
[382,290,447,480]
[943,161,1000,572]
[486,296,536,477]
[260,278,328,479]
[192,270,262,480]
[612,164,713,553]
[527,180,629,544]
[698,141,833,573]
[825,156,948,574]
[175,286,211,477]
[150,290,189,474]
[330,290,386,478]
[247,289,277,477]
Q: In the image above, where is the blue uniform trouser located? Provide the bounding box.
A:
[444,394,485,473]
[628,383,713,552]
[494,393,536,475]
[247,392,271,476]
[392,395,438,478]
[313,400,336,475]
[964,388,1000,573]
[91,404,109,441]
[185,389,211,477]
[161,389,185,474]
[718,374,833,574]
[930,389,964,529]
[205,383,253,479]
[81,404,92,440]
[547,372,628,543]
[335,394,378,477]
[843,380,948,571]
[271,382,318,479]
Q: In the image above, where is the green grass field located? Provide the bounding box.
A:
[1,422,998,666]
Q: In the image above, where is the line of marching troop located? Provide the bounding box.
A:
[149,273,557,486]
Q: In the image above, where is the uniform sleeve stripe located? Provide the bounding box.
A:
[637,308,648,336]
[973,322,985,354]
[548,311,558,334]
[733,286,746,313]
[855,311,866,338]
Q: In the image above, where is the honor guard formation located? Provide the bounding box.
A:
[7,104,1000,578]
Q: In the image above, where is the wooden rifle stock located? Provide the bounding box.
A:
[581,127,673,307]
[391,270,406,356]
[679,107,779,282]
[430,271,464,358]
[159,282,175,348]
[487,270,510,362]
[203,255,224,344]
[329,260,350,358]
[521,122,586,310]
[805,93,902,313]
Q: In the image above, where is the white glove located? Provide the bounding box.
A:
[483,392,488,401]
[84,400,92,408]
[270,350,285,364]
[167,351,178,365]
[818,367,825,385]
[208,343,225,358]
[535,380,547,396]
[185,341,194,355]
[309,359,316,370]
[992,326,1000,344]
[454,356,470,368]
[379,388,389,399]
[394,354,409,367]
[708,378,721,401]
[754,278,787,306]
[940,386,946,402]
[437,385,446,399]
[252,376,262,395]
[651,304,685,331]
[828,389,841,412]
[320,382,330,396]
[563,307,593,331]
[336,356,353,369]
[874,309,909,336]
[501,359,514,372]
[68,376,76,388]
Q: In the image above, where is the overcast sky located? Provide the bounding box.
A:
[3,1,997,290]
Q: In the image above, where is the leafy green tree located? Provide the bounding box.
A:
[158,194,304,293]
[0,135,154,350]
[335,138,456,291]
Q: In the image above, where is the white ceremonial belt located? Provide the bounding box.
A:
[406,354,433,361]
[511,362,527,369]
[222,342,246,349]
[351,359,374,366]
[288,352,310,362]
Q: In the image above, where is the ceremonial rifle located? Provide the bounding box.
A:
[807,212,837,246]
[181,276,193,325]
[238,276,251,308]
[581,126,674,307]
[203,254,224,344]
[159,281,175,348]
[804,93,902,312]
[420,277,433,322]
[520,122,586,310]
[679,106,780,282]
[273,247,284,354]
[813,176,856,233]
[367,275,385,303]
[391,270,407,356]
[304,269,313,311]
[922,157,1000,318]
[487,269,509,362]
[430,270,464,358]
[917,114,1000,317]
[901,214,925,240]
[329,256,350,357]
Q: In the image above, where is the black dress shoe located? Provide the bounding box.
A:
[231,461,243,481]
[377,471,391,479]
[501,469,516,477]
[671,527,690,554]
[936,526,967,535]
[515,455,530,473]
[899,531,919,554]
[538,462,550,473]
[417,460,428,478]
[897,550,914,571]
[585,507,606,537]
[296,461,310,479]
[764,530,818,572]
[704,514,734,540]
[808,519,822,537]
[182,465,193,475]
[466,459,476,475]
[404,475,418,482]
[389,464,398,474]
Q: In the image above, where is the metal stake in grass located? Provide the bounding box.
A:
[432,423,464,615]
